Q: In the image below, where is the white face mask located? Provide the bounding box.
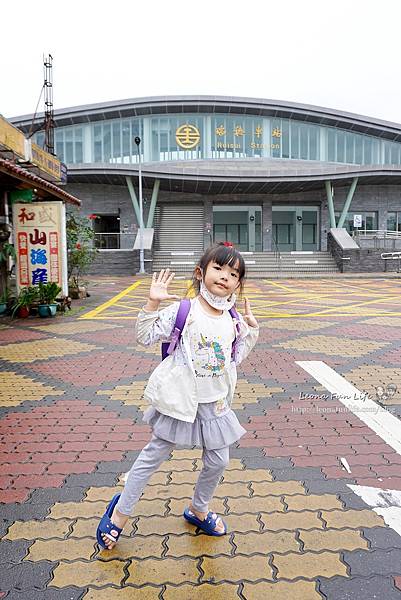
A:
[199,276,237,311]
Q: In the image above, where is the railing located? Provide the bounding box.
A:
[381,251,401,273]
[352,229,401,250]
[272,234,282,269]
[93,232,136,250]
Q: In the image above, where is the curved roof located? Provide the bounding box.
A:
[67,159,401,194]
[11,95,401,142]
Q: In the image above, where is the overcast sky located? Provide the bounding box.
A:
[2,0,401,124]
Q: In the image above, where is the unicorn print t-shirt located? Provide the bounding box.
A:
[189,297,236,403]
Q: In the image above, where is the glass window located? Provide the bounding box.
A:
[74,127,83,163]
[364,137,372,164]
[327,128,336,162]
[65,128,73,163]
[387,212,397,231]
[300,124,308,160]
[112,122,121,161]
[290,122,300,159]
[55,130,64,161]
[336,130,345,163]
[50,115,401,167]
[103,123,111,162]
[94,124,102,162]
[122,120,130,162]
[335,211,377,233]
[271,119,281,158]
[355,135,363,164]
[345,132,354,163]
[281,119,289,158]
[309,126,318,160]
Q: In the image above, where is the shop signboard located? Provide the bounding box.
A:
[12,201,68,295]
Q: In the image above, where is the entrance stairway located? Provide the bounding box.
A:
[152,250,340,277]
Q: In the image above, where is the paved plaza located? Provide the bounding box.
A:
[1,276,401,599]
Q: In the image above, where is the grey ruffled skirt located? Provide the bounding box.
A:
[142,401,246,450]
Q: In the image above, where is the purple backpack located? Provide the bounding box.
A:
[161,298,241,361]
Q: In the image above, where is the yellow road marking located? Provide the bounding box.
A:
[80,281,142,319]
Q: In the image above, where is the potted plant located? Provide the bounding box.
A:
[37,282,62,317]
[11,286,39,319]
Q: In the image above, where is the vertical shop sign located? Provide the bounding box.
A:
[12,202,68,295]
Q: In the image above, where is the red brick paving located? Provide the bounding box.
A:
[0,399,151,502]
[29,351,158,385]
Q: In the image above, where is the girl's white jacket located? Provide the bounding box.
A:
[136,298,259,423]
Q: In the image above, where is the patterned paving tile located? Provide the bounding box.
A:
[277,334,388,357]
[29,351,158,385]
[0,371,63,407]
[32,321,122,335]
[0,338,98,363]
[0,328,49,345]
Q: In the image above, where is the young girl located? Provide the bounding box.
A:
[97,242,259,548]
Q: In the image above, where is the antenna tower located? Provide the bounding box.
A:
[43,54,55,155]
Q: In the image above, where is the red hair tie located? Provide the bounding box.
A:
[222,241,234,247]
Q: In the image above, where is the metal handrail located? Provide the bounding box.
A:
[381,251,401,273]
[272,234,281,268]
[93,232,136,250]
[353,229,401,239]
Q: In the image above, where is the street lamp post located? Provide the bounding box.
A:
[134,136,145,274]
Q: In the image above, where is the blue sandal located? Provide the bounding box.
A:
[183,507,227,536]
[96,493,123,549]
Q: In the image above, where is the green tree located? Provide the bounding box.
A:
[66,212,97,289]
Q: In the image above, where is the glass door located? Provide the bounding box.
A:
[272,210,296,251]
[273,206,319,251]
[301,209,318,251]
[213,206,262,251]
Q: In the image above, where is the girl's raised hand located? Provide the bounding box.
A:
[149,269,180,302]
[243,297,258,328]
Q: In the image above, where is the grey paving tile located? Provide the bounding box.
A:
[0,539,31,564]
[343,548,401,576]
[243,456,292,470]
[270,467,325,481]
[0,504,50,522]
[1,560,55,591]
[64,472,118,488]
[318,575,401,599]
[29,487,87,505]
[4,588,85,600]
[362,526,401,550]
[303,479,358,494]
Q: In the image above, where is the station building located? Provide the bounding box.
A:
[11,96,401,274]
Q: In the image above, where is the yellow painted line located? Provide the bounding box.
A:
[80,281,142,319]
[319,278,399,295]
[261,311,401,318]
[264,280,299,293]
[300,294,401,317]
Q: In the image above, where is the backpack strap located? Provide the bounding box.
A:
[229,305,241,361]
[161,298,191,360]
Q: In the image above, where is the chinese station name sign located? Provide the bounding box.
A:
[12,202,68,295]
[175,123,281,150]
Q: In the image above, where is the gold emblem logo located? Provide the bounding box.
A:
[175,124,200,149]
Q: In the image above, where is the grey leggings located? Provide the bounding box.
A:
[115,435,230,515]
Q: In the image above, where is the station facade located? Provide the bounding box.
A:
[12,96,401,259]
